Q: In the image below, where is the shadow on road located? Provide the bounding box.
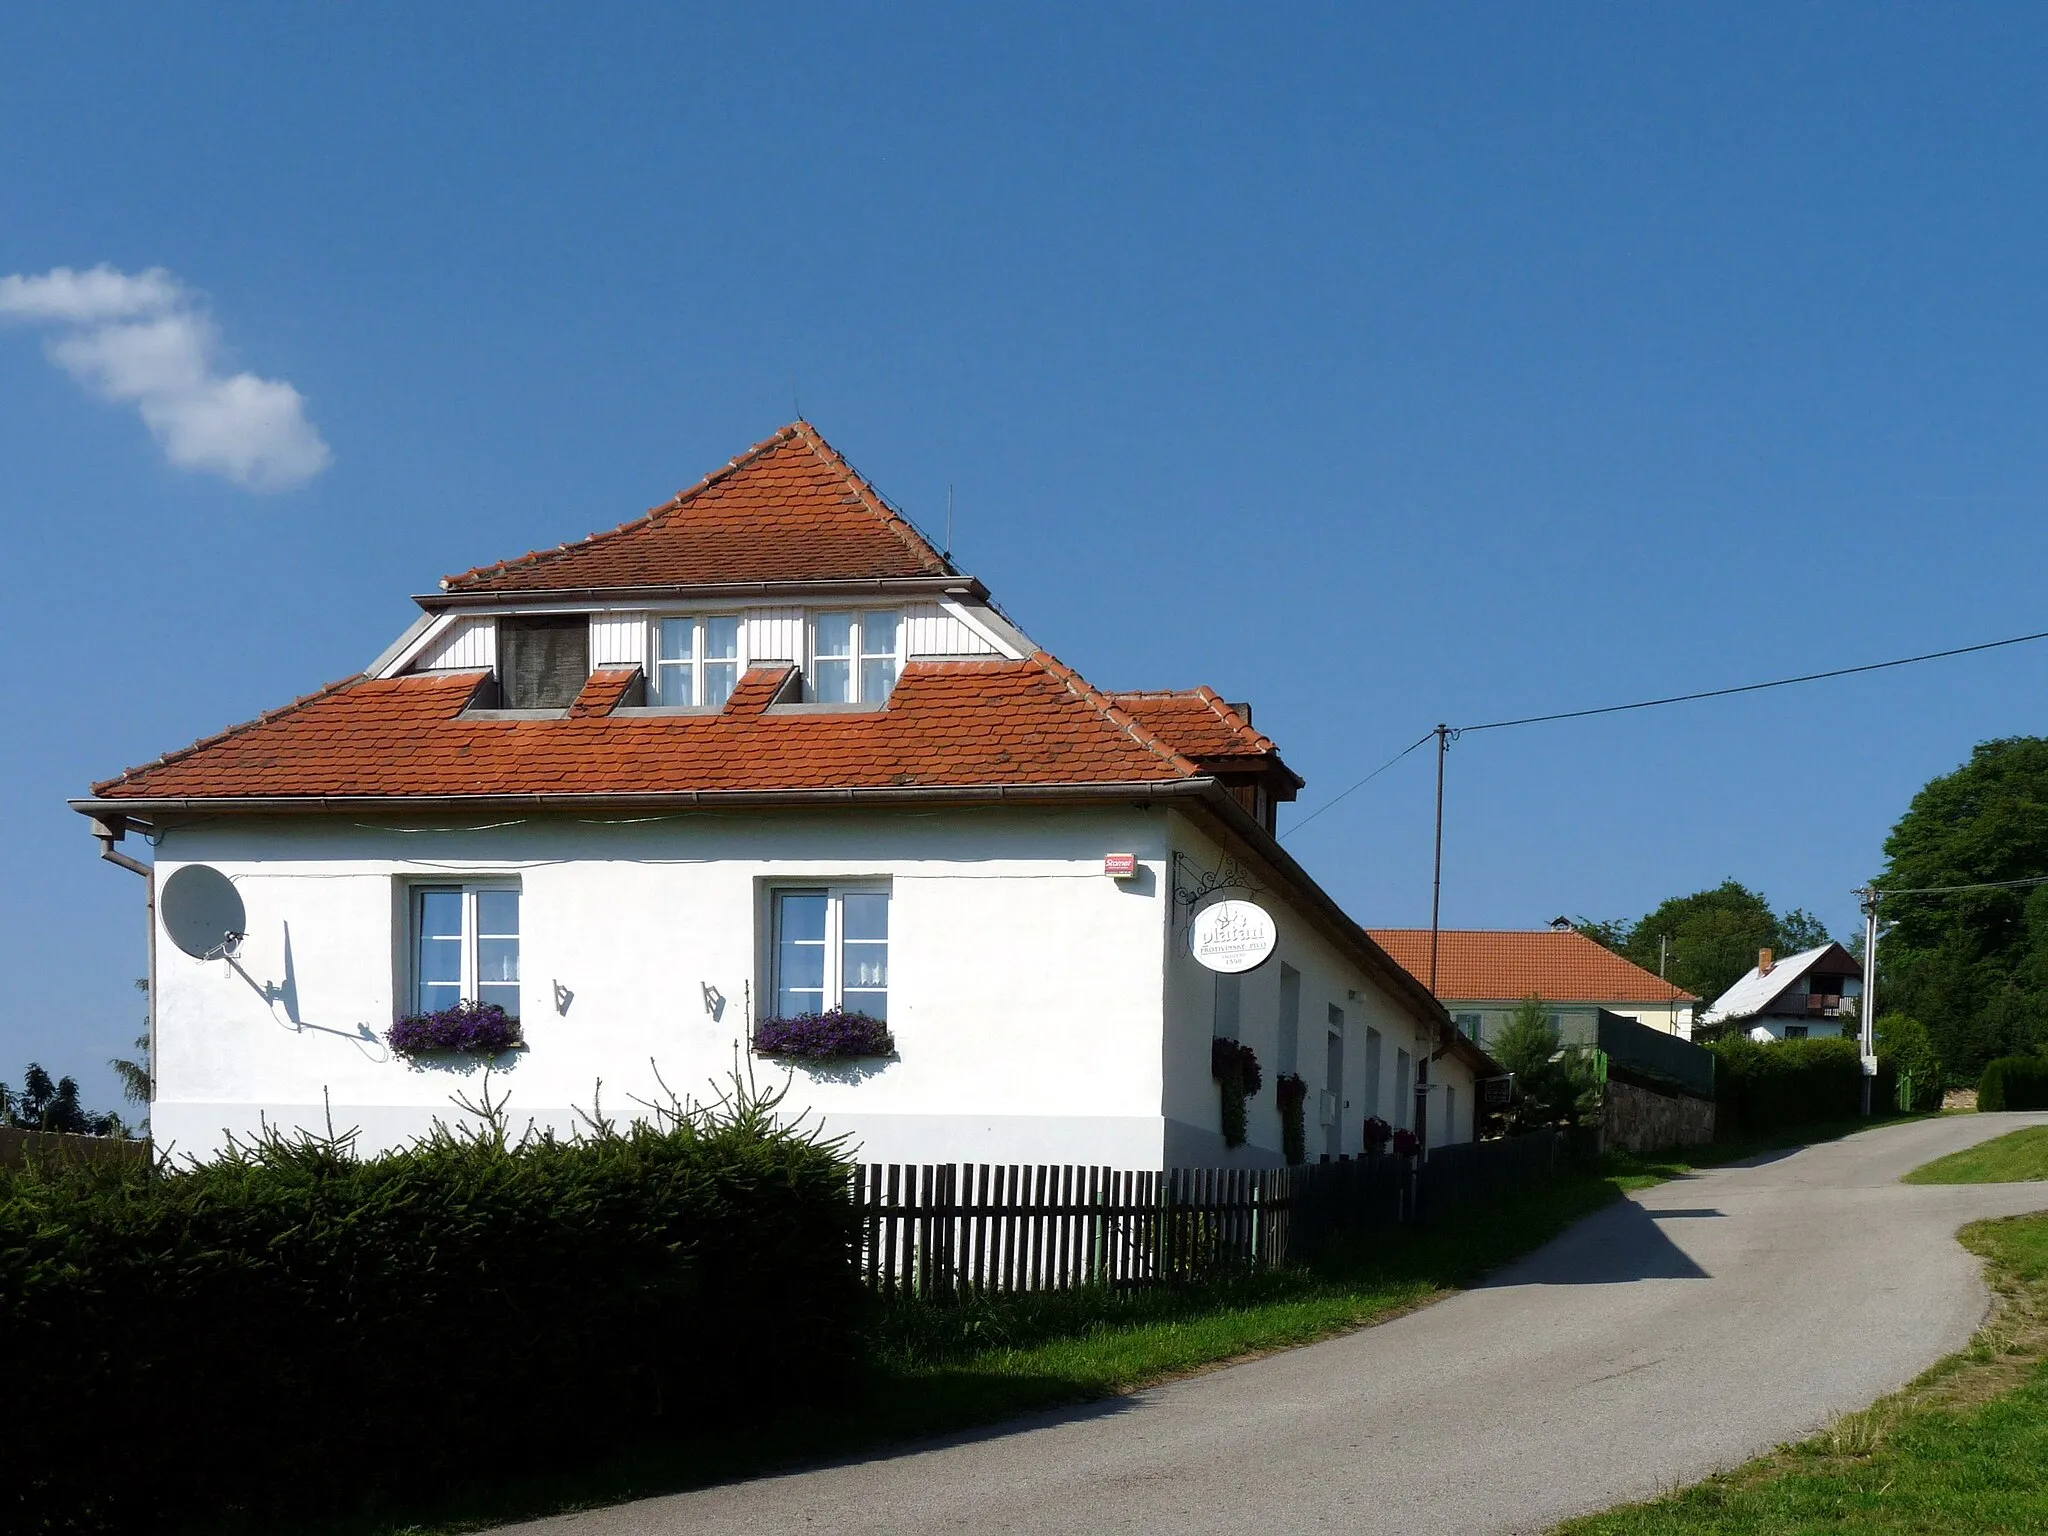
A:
[1477,1198,1713,1286]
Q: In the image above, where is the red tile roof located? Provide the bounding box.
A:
[1365,929,1698,1004]
[442,422,952,593]
[568,668,639,717]
[89,656,1239,802]
[1106,690,1277,761]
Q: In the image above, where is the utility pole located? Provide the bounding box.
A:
[1418,724,1450,1154]
[1858,885,1881,1115]
[1659,933,1671,980]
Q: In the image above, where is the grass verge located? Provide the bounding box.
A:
[309,1115,1913,1536]
[1904,1123,2048,1184]
[1555,1210,2048,1535]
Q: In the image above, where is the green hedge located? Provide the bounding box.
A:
[1980,1055,2048,1110]
[0,1084,863,1534]
[1709,1035,1878,1134]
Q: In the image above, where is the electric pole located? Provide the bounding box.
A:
[1858,885,1881,1115]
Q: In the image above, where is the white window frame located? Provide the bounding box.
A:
[808,610,901,703]
[768,883,891,1019]
[409,882,521,1017]
[649,614,744,707]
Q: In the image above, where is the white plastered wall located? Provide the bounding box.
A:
[1160,812,1469,1167]
[148,806,1170,1166]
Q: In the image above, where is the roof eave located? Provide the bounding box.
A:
[70,777,1215,823]
[417,573,989,611]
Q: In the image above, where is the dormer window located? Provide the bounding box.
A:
[812,611,900,703]
[654,616,741,707]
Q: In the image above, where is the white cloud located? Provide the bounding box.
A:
[0,264,331,492]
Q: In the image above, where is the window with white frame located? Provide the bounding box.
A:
[653,615,742,707]
[810,611,900,703]
[412,884,520,1016]
[771,886,890,1019]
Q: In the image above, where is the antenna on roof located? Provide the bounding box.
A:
[790,379,802,421]
[945,484,954,563]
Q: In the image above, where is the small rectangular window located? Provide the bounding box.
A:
[411,884,520,1017]
[1213,972,1242,1038]
[653,615,743,706]
[771,886,889,1020]
[860,610,901,701]
[1277,964,1301,1077]
[812,613,855,703]
[811,611,900,703]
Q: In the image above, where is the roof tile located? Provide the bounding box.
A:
[442,422,952,593]
[1366,929,1699,1005]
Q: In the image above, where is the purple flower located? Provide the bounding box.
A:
[387,1001,523,1056]
[1391,1127,1421,1158]
[754,1010,894,1061]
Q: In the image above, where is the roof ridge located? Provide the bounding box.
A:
[90,672,380,795]
[1188,685,1278,754]
[789,420,952,577]
[1029,650,1201,777]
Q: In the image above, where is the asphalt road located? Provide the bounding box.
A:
[509,1113,2048,1536]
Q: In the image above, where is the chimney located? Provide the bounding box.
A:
[1758,948,1774,976]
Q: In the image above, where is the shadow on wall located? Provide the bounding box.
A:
[1477,1198,1716,1286]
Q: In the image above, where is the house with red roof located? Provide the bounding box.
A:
[76,423,1490,1167]
[1368,923,1700,1046]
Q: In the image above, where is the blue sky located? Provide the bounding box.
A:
[7,5,2048,1106]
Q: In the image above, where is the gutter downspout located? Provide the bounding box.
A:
[90,818,154,1143]
[93,816,152,878]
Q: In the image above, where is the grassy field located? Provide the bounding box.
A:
[1904,1123,2048,1185]
[333,1117,1910,1536]
[1556,1210,2048,1535]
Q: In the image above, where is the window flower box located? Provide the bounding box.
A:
[387,1001,525,1058]
[753,1009,895,1062]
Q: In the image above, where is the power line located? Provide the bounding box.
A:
[1879,873,2048,898]
[1283,623,2048,838]
[1281,730,1434,838]
[1457,626,2048,734]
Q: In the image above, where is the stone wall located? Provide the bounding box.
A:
[1602,1076,1715,1154]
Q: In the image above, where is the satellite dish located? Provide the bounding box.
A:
[161,865,246,960]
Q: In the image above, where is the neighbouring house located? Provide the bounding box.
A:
[1700,943,1863,1040]
[76,422,1493,1169]
[1366,922,1700,1045]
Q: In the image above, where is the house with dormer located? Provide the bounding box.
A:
[76,423,1488,1168]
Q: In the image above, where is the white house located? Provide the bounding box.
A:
[1700,943,1863,1040]
[77,422,1490,1169]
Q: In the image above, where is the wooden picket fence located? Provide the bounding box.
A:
[853,1163,1295,1298]
[852,1130,1563,1297]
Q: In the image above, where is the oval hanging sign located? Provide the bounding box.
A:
[1189,899,1277,973]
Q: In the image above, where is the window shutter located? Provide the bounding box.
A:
[500,616,589,708]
